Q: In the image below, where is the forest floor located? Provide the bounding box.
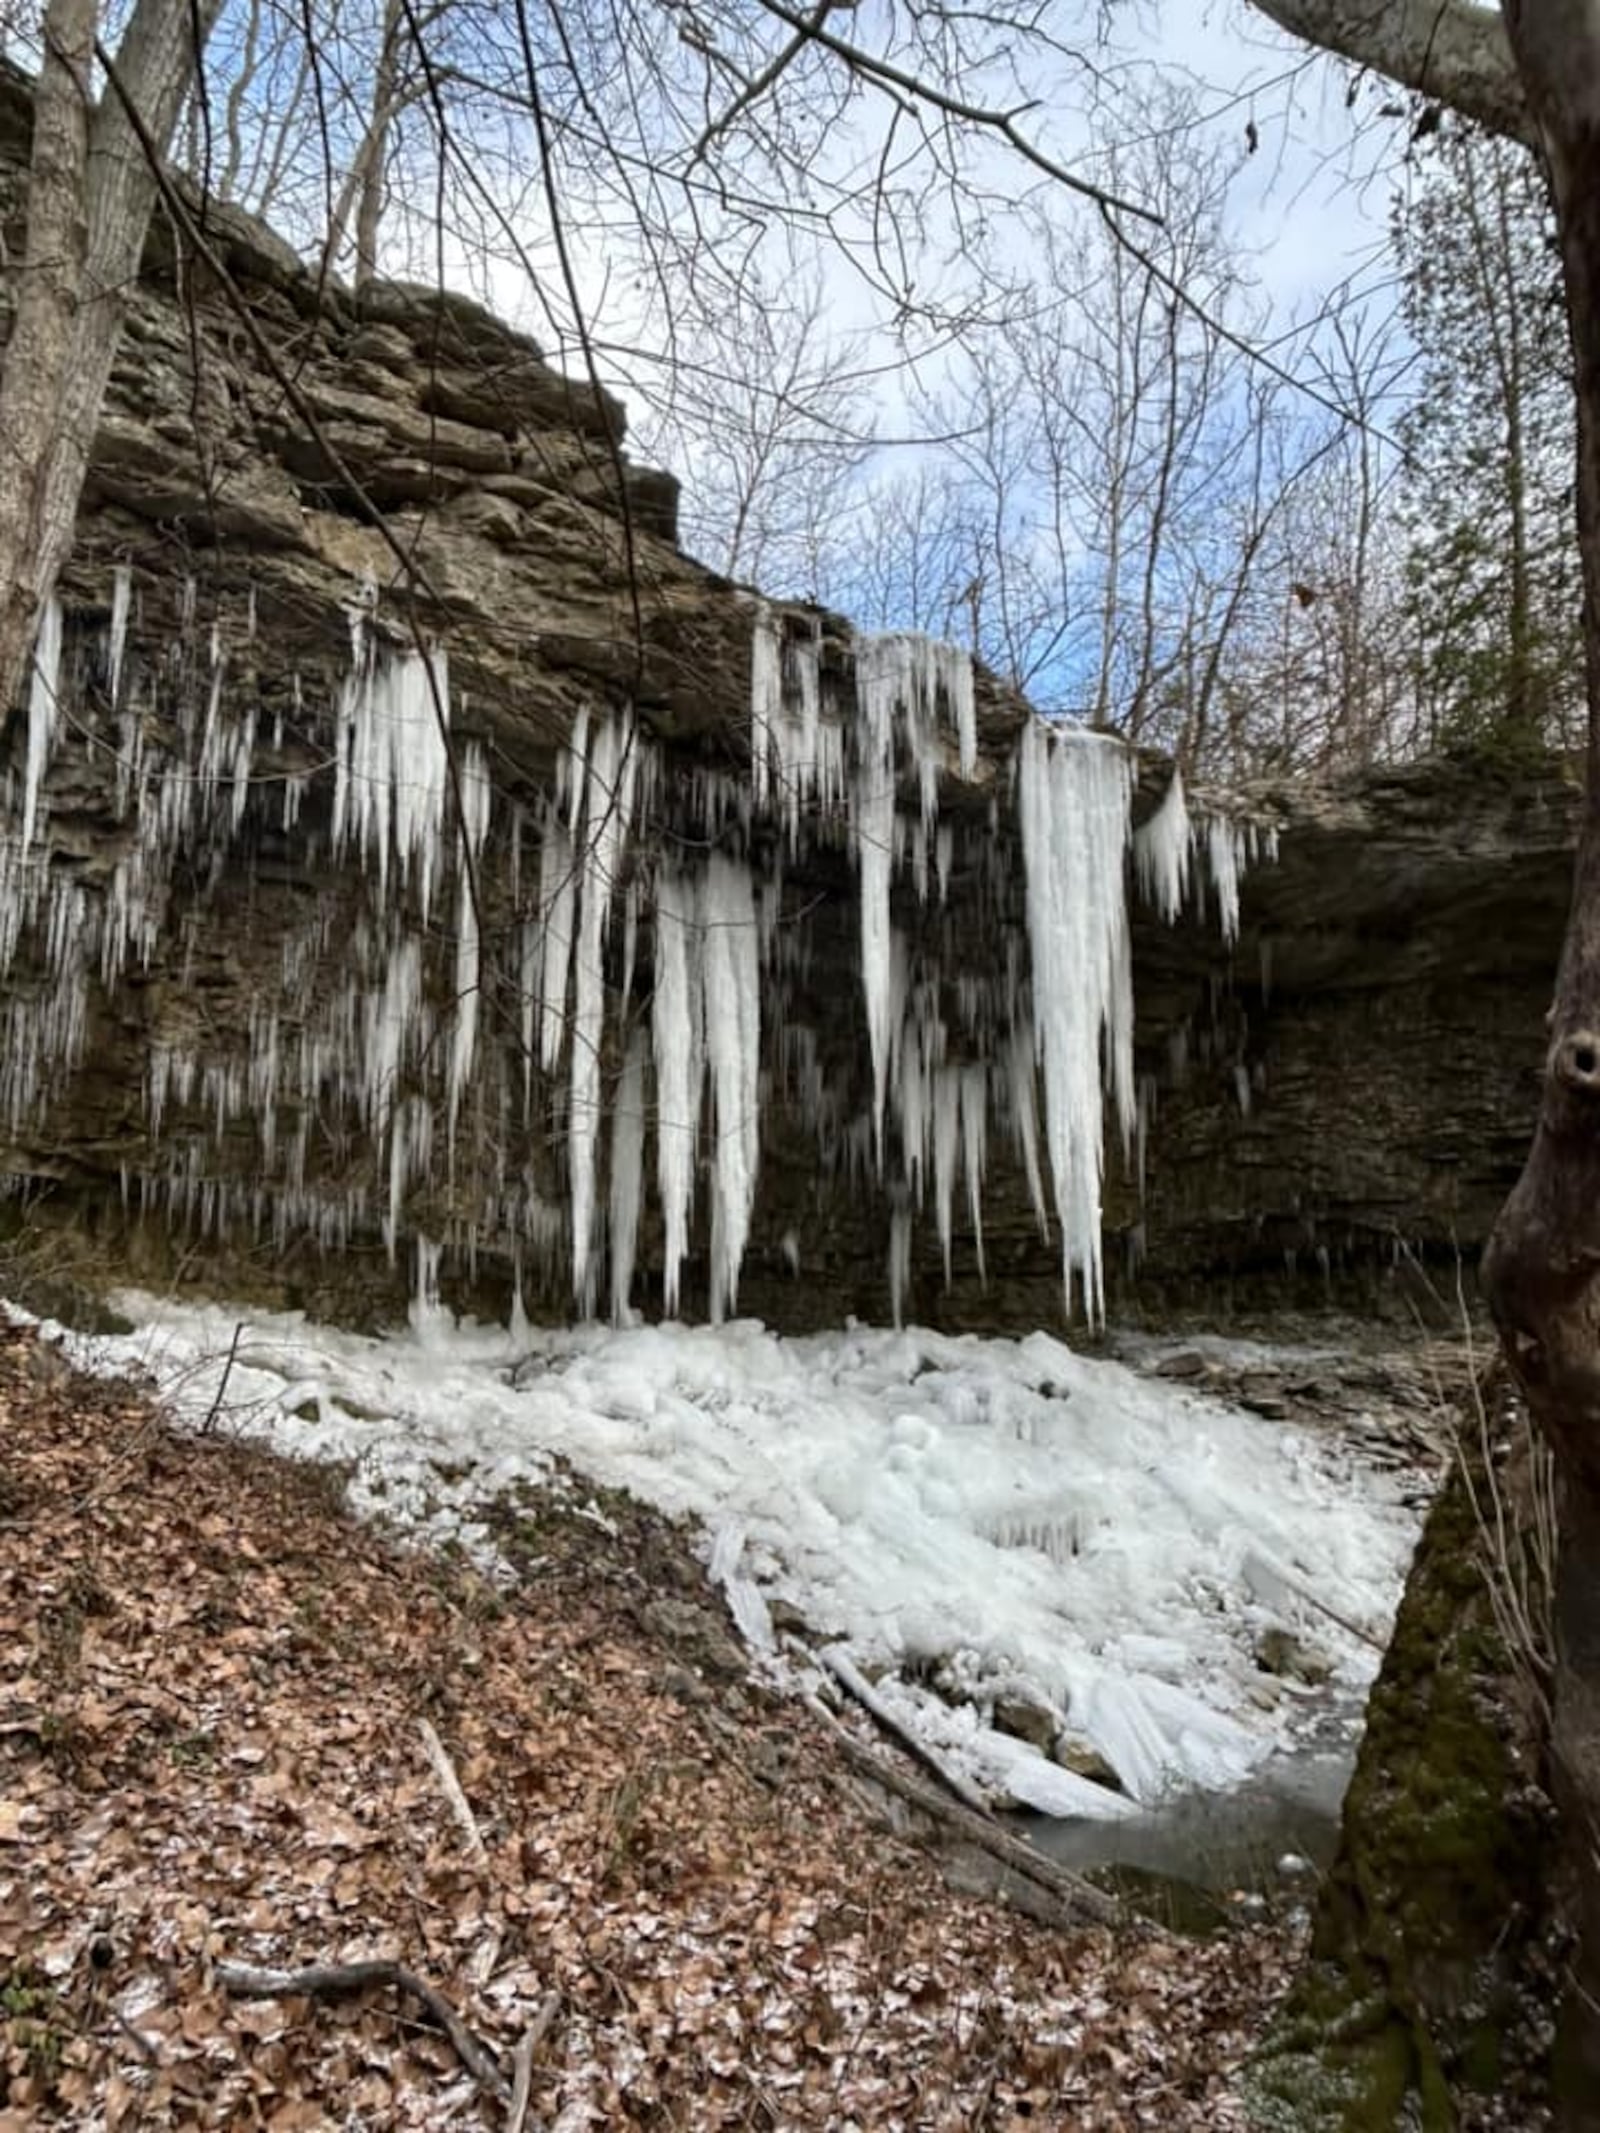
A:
[0,1318,1303,2132]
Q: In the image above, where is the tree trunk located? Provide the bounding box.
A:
[1248,0,1531,146]
[355,0,405,292]
[0,0,96,715]
[0,0,223,715]
[1483,7,1600,2123]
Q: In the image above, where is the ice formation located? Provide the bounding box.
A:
[608,1030,647,1324]
[1134,767,1191,922]
[652,864,700,1316]
[21,597,62,854]
[0,580,1271,1325]
[700,853,761,1321]
[107,568,132,709]
[57,1295,1420,1814]
[332,627,453,918]
[1017,720,1136,1322]
[446,745,492,1148]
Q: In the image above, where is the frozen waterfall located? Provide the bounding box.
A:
[0,585,1267,1325]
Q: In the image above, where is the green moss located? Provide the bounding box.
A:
[1247,1419,1556,2129]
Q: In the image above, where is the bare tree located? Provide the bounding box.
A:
[0,0,220,714]
[810,102,1418,778]
[1394,121,1580,744]
[632,255,876,592]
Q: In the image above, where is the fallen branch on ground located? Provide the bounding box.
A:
[818,1645,992,1815]
[420,1717,490,1867]
[804,1691,1119,1926]
[1245,1549,1385,1653]
[215,1957,509,2101]
[507,1992,562,2133]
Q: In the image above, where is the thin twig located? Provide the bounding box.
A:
[110,2006,161,2064]
[216,1956,509,2101]
[748,0,1160,224]
[419,1717,490,1866]
[200,1319,245,1434]
[506,1991,561,2133]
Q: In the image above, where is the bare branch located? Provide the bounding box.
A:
[216,1958,509,2102]
[749,0,1163,224]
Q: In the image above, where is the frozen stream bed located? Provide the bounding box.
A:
[31,1291,1427,1823]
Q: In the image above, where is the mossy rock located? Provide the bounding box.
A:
[1244,1381,1557,2129]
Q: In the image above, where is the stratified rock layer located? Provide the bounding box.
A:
[0,60,1578,1331]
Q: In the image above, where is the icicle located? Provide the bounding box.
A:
[1134,769,1191,922]
[509,1246,532,1343]
[518,917,540,1108]
[537,806,574,1072]
[700,852,761,1322]
[1206,816,1243,945]
[108,567,132,708]
[854,637,900,1165]
[962,1062,988,1286]
[569,713,636,1314]
[447,745,492,1147]
[609,1028,646,1324]
[1006,1030,1050,1240]
[364,932,422,1148]
[21,598,62,853]
[229,706,256,831]
[748,607,842,844]
[332,639,453,916]
[933,1065,960,1286]
[897,1014,932,1203]
[1017,717,1135,1324]
[410,1233,443,1331]
[652,863,700,1316]
[939,639,978,779]
[564,702,591,833]
[750,602,783,812]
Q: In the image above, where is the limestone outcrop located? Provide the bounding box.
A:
[0,64,1577,1331]
[1121,751,1576,1320]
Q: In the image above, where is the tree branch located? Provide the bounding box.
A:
[1244,0,1531,146]
[215,1957,509,2102]
[749,0,1162,224]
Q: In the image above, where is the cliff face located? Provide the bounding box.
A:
[0,76,1575,1331]
[1117,754,1575,1319]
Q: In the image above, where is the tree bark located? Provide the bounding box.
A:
[1242,1,1600,2120]
[0,0,223,715]
[0,0,96,714]
[1247,0,1532,146]
[355,0,405,292]
[1465,6,1600,2123]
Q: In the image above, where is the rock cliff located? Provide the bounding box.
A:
[1121,751,1576,1320]
[0,66,1577,1331]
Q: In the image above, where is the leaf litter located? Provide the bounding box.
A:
[0,1319,1301,2129]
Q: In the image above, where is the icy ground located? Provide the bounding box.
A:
[38,1292,1421,1821]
